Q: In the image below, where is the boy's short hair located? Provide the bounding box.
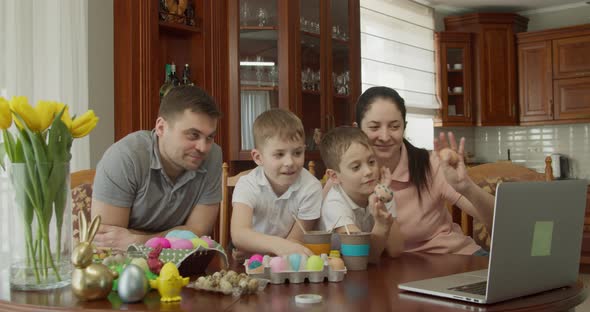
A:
[320,126,372,171]
[159,85,222,121]
[253,109,305,149]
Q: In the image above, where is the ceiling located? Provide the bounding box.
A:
[424,0,589,14]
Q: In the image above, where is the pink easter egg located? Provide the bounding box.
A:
[170,238,194,249]
[269,256,287,273]
[247,254,264,266]
[166,237,180,243]
[145,237,171,249]
[200,236,216,248]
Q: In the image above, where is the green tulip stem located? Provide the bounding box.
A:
[23,226,40,283]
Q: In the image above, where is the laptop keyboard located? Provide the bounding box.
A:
[449,281,487,295]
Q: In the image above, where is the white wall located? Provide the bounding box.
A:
[524,5,590,32]
[88,0,114,168]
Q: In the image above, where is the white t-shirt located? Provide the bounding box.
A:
[320,184,396,232]
[232,166,322,238]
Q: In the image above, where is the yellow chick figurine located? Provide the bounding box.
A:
[149,262,189,302]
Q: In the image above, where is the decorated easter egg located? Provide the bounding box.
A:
[269,256,288,272]
[166,230,198,240]
[166,237,180,243]
[118,264,149,303]
[288,254,301,272]
[130,257,149,272]
[306,255,324,271]
[145,237,171,249]
[191,237,209,249]
[170,238,194,249]
[248,254,264,266]
[262,255,271,266]
[200,236,217,248]
[374,183,394,203]
[248,260,262,270]
[328,257,345,271]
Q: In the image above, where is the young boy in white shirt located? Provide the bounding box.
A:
[319,126,403,262]
[231,109,322,257]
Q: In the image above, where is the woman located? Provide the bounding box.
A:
[356,86,494,255]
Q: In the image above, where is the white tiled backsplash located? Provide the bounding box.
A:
[436,123,590,180]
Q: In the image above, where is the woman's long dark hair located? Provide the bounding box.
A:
[356,86,431,202]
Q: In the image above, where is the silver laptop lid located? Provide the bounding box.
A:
[485,180,587,303]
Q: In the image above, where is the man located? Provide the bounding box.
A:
[92,86,222,249]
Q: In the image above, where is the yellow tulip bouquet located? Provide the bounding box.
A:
[0,96,98,289]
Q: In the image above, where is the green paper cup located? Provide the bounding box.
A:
[338,232,371,271]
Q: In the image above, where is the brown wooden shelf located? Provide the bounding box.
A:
[333,94,350,99]
[240,85,278,91]
[447,69,463,73]
[301,30,321,39]
[332,37,349,45]
[240,26,278,31]
[159,21,200,34]
[302,89,321,96]
[448,92,464,96]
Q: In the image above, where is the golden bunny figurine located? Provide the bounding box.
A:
[71,212,118,300]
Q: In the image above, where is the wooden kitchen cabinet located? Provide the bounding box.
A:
[518,41,553,123]
[434,32,474,127]
[553,35,590,79]
[444,13,528,126]
[517,24,590,125]
[113,0,230,149]
[227,0,361,162]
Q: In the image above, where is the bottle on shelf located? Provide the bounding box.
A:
[182,64,194,86]
[159,63,173,99]
[170,63,181,86]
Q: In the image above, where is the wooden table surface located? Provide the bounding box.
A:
[0,252,586,311]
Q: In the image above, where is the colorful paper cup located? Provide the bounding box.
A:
[338,232,370,271]
[303,231,332,255]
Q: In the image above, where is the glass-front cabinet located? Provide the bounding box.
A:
[434,32,474,127]
[228,0,360,162]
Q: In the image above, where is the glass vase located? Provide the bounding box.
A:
[8,162,72,290]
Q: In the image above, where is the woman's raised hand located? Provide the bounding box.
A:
[433,132,470,193]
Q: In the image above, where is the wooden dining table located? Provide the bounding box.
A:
[0,252,586,311]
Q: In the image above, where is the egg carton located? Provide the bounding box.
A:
[127,244,228,276]
[243,262,347,284]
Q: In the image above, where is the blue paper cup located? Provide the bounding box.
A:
[338,232,370,271]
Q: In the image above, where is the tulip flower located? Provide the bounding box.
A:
[0,97,12,130]
[54,103,73,129]
[35,100,58,132]
[1,94,99,287]
[9,96,41,131]
[71,110,99,138]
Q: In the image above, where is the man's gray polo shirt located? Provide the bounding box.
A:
[93,130,222,232]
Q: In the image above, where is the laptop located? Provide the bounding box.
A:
[398,180,587,304]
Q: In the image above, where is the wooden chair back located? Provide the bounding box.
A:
[71,169,96,189]
[451,157,553,249]
[70,169,96,242]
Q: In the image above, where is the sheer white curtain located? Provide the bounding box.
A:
[240,91,271,150]
[360,0,436,149]
[0,0,89,258]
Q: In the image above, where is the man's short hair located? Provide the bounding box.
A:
[159,85,222,121]
[320,126,372,171]
[253,109,305,149]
